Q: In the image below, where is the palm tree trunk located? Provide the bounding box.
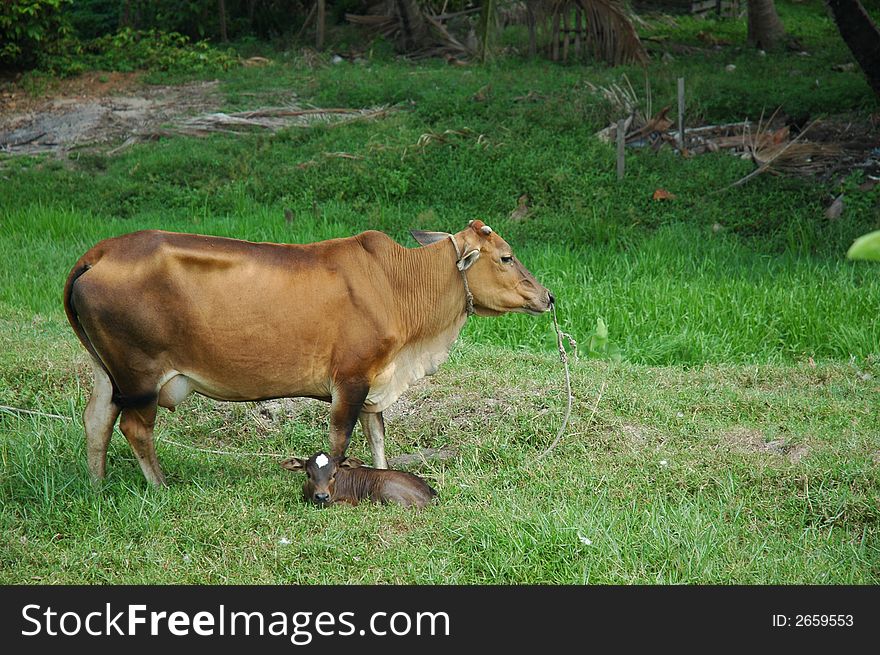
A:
[826,0,880,98]
[747,0,785,50]
[526,4,537,58]
[317,0,326,50]
[218,0,228,42]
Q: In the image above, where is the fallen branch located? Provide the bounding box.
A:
[1,131,47,149]
[108,104,398,154]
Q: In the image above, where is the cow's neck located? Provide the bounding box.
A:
[387,238,470,342]
[361,239,471,413]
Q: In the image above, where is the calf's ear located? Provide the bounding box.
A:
[280,457,307,472]
[339,457,365,469]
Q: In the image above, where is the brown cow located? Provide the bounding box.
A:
[63,220,552,485]
[281,452,437,508]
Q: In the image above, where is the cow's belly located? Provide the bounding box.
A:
[155,366,332,407]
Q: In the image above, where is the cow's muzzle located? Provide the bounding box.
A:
[530,290,554,314]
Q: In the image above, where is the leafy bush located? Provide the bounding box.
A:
[0,0,72,68]
[39,27,238,75]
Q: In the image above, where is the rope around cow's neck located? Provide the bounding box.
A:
[446,234,476,317]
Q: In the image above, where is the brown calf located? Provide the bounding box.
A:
[281,452,437,508]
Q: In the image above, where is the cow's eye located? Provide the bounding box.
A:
[501,256,513,264]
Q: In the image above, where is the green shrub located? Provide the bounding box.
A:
[0,0,72,68]
[39,27,238,75]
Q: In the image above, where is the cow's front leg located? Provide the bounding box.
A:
[328,382,370,458]
[359,411,387,469]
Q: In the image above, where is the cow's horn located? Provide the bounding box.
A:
[480,225,493,235]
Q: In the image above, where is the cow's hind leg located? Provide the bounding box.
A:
[83,359,121,482]
[329,382,369,458]
[359,411,387,469]
[119,401,166,486]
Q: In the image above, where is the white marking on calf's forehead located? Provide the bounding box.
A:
[315,454,330,468]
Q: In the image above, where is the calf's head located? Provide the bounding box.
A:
[280,452,364,506]
[411,220,553,317]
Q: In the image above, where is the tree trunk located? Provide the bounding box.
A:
[317,0,326,50]
[394,0,430,52]
[218,0,228,42]
[747,0,785,50]
[826,0,880,98]
[120,0,132,28]
[526,4,536,58]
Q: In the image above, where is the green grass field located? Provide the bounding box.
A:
[1,1,878,583]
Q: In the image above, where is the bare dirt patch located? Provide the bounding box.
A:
[0,73,221,156]
[1,71,394,157]
[721,426,812,464]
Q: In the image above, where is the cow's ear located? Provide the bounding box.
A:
[410,230,449,247]
[339,457,364,469]
[280,457,306,472]
[457,249,481,271]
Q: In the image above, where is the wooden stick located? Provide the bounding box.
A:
[677,77,685,150]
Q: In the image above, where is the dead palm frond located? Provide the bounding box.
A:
[348,0,646,65]
[531,0,647,65]
[574,0,647,65]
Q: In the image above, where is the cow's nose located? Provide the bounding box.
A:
[548,291,555,305]
[314,492,330,503]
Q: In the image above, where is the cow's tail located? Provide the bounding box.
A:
[63,259,106,370]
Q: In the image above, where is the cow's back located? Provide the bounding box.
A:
[66,230,400,402]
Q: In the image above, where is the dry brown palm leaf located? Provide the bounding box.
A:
[625,105,672,144]
[746,111,841,176]
[584,74,643,119]
[576,0,647,65]
[526,0,646,65]
[718,119,842,190]
[750,141,843,176]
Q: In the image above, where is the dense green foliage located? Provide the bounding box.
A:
[0,0,72,67]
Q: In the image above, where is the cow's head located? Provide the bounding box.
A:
[280,452,363,506]
[411,220,553,316]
